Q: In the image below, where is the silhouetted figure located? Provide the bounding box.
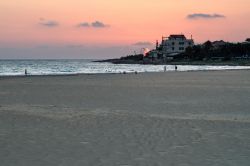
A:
[175,65,178,71]
[164,66,166,72]
[25,69,27,76]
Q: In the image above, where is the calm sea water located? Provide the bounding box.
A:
[0,59,250,76]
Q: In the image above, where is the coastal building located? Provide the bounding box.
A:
[160,34,194,57]
[147,50,158,58]
[212,40,227,49]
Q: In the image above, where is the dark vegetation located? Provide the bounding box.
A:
[120,54,144,61]
[96,42,250,65]
[178,41,250,61]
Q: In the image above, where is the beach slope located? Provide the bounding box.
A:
[1,70,250,166]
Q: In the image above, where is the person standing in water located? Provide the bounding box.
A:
[175,65,178,71]
[25,69,27,76]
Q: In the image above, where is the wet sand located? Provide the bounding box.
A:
[1,70,250,166]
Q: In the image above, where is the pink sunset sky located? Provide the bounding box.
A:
[0,0,250,59]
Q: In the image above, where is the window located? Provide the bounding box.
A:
[172,47,175,50]
[179,47,184,50]
[179,42,184,45]
[172,42,175,45]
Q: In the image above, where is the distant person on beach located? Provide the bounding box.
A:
[25,69,27,76]
[164,66,166,72]
[175,65,178,71]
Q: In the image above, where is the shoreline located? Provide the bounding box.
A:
[0,62,250,78]
[1,68,250,78]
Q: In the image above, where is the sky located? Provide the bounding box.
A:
[0,0,250,59]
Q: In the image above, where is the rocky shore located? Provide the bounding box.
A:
[95,58,250,66]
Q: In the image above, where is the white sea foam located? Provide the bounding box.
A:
[0,59,250,76]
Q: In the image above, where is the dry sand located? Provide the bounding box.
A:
[0,70,250,166]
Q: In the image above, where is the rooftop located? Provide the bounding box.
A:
[162,34,188,41]
[169,34,186,39]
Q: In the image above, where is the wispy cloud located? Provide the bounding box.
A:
[39,18,59,27]
[133,41,153,46]
[77,21,109,28]
[91,21,107,28]
[77,22,90,27]
[187,13,226,20]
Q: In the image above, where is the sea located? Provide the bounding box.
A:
[0,59,250,76]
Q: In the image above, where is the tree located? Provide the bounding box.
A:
[203,40,213,51]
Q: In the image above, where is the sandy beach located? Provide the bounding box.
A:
[1,70,250,166]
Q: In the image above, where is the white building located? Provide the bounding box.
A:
[160,34,194,56]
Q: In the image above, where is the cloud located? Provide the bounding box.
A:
[91,21,107,28]
[77,21,109,28]
[77,22,90,27]
[133,41,153,46]
[187,13,225,20]
[39,18,59,27]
